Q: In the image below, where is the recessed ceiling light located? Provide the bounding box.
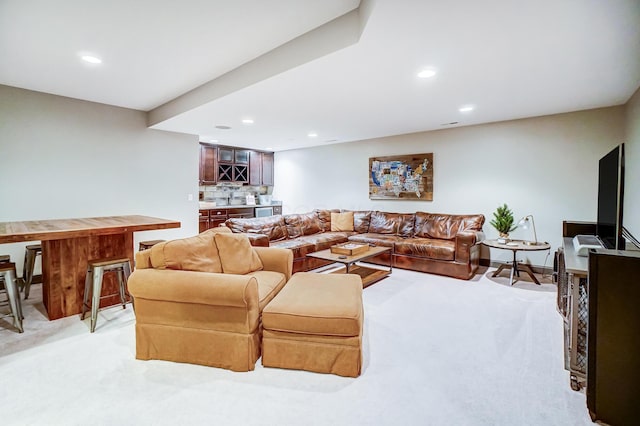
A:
[307,132,318,138]
[458,105,475,113]
[265,147,273,150]
[215,125,232,130]
[417,68,437,78]
[242,119,254,125]
[209,138,218,143]
[81,55,102,64]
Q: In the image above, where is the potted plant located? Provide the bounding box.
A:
[490,203,517,243]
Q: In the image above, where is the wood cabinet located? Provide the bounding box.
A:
[249,151,274,186]
[200,144,273,185]
[261,152,274,186]
[199,144,217,185]
[199,207,255,233]
[216,146,250,183]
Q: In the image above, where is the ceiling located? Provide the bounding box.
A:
[1,0,639,152]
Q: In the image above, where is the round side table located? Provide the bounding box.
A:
[482,239,551,286]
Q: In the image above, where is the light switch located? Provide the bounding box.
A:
[187,193,193,201]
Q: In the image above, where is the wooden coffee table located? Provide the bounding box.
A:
[307,245,392,288]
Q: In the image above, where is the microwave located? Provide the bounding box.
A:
[254,207,274,218]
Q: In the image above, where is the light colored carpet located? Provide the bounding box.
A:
[0,267,593,426]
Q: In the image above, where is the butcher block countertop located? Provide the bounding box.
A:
[0,215,181,244]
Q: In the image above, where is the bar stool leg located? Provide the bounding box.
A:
[3,269,24,333]
[23,249,35,299]
[117,268,127,309]
[81,266,92,321]
[90,266,104,333]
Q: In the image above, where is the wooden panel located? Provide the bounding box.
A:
[42,233,134,320]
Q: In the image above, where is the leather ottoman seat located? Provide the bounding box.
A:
[261,272,363,377]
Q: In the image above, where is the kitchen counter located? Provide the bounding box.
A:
[199,201,282,209]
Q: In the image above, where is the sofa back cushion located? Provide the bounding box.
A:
[341,210,372,233]
[331,211,354,231]
[225,215,289,242]
[150,227,227,273]
[414,212,485,240]
[284,212,323,238]
[368,211,415,237]
[214,233,264,274]
[314,209,340,232]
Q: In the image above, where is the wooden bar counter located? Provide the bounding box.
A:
[0,215,180,320]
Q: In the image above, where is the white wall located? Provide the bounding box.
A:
[274,106,626,268]
[0,85,199,273]
[625,87,640,240]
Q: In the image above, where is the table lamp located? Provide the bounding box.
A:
[518,215,538,245]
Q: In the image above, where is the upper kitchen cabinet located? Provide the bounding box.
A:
[199,143,217,185]
[249,151,274,186]
[215,146,249,183]
[201,144,273,185]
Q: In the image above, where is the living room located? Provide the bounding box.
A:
[1,1,639,425]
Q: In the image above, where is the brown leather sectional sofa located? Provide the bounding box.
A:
[224,209,485,280]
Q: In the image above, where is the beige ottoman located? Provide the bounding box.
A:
[261,272,363,377]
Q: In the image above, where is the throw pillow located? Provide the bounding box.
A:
[150,230,223,273]
[214,233,264,275]
[331,211,355,232]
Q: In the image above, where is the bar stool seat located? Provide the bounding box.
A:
[0,254,10,264]
[22,243,42,300]
[0,262,24,333]
[81,257,132,333]
[138,240,165,251]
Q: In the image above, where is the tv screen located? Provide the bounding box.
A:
[597,144,625,249]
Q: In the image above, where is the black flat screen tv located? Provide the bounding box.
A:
[596,144,625,250]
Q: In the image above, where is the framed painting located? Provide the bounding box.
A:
[369,153,433,200]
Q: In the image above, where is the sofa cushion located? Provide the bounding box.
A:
[352,210,372,234]
[246,270,288,311]
[270,239,317,259]
[225,216,289,242]
[284,212,323,238]
[331,211,354,231]
[314,209,341,232]
[262,272,363,337]
[348,233,403,247]
[414,212,485,240]
[150,228,223,273]
[296,232,350,251]
[368,211,415,237]
[394,238,455,261]
[214,233,264,274]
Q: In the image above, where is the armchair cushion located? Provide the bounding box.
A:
[149,228,223,273]
[214,233,264,275]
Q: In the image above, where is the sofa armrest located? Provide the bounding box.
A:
[128,268,258,309]
[254,247,293,281]
[455,231,485,263]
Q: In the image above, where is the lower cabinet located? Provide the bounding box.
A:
[199,207,255,232]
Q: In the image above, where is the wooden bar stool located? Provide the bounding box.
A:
[138,240,165,251]
[0,262,24,333]
[81,258,132,333]
[22,243,42,300]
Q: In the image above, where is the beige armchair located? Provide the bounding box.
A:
[128,227,293,372]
